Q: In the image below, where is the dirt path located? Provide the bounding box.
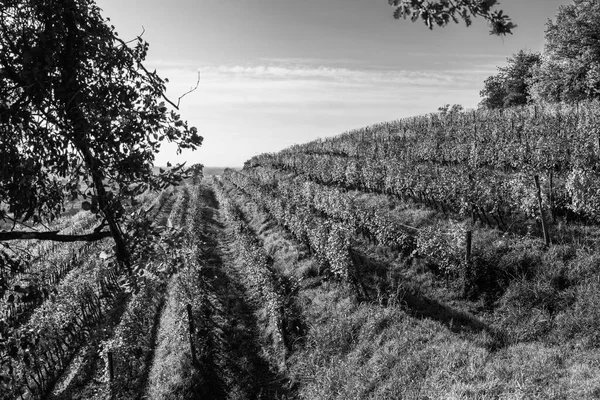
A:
[192,184,290,399]
[47,184,291,400]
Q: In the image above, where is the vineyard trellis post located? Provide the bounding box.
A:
[465,230,472,265]
[534,175,551,247]
[107,351,114,382]
[549,171,555,223]
[186,303,198,368]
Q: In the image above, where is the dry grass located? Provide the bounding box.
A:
[146,276,198,400]
[220,180,600,399]
[286,283,600,400]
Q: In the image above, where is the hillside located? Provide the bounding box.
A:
[3,103,600,399]
[6,0,600,398]
[222,101,600,398]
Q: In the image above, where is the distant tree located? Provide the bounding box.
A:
[0,0,202,288]
[529,0,600,102]
[438,104,464,115]
[479,74,507,109]
[388,0,516,35]
[479,50,541,109]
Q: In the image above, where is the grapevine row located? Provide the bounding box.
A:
[103,187,189,398]
[146,183,213,398]
[0,188,178,399]
[1,188,174,329]
[213,178,288,356]
[102,186,190,398]
[232,167,416,252]
[247,149,571,229]
[217,172,352,280]
[246,102,600,225]
[221,168,494,281]
[267,101,600,173]
[0,240,121,400]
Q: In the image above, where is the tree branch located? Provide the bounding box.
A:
[2,214,40,231]
[0,230,112,242]
[138,63,200,110]
[173,71,200,109]
[112,34,200,110]
[121,26,146,46]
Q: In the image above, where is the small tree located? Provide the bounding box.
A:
[479,50,541,109]
[0,0,202,293]
[388,0,516,35]
[438,104,464,115]
[529,0,600,102]
[479,74,507,109]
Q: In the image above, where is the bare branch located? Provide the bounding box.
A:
[112,33,199,110]
[119,26,146,46]
[0,230,112,242]
[137,66,200,110]
[174,70,200,109]
[2,214,40,231]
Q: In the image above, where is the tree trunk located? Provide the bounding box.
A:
[78,142,131,273]
[59,4,132,274]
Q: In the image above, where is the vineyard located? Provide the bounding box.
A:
[3,102,600,399]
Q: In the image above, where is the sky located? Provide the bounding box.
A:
[96,0,571,168]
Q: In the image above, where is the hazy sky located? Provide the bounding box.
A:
[96,0,571,167]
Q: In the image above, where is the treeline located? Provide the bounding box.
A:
[481,1,600,108]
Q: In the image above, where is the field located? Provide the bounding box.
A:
[4,103,600,399]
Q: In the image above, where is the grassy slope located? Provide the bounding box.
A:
[46,188,180,400]
[20,173,600,399]
[219,171,600,399]
[149,181,289,400]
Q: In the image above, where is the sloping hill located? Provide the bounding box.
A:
[6,104,600,399]
[218,101,600,398]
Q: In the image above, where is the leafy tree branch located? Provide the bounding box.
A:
[0,0,203,281]
[388,0,516,35]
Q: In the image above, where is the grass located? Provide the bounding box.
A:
[38,175,591,399]
[146,274,201,400]
[285,283,600,400]
[220,175,600,399]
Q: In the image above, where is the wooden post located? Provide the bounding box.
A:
[549,171,555,223]
[534,175,551,247]
[107,351,114,382]
[186,304,198,367]
[465,230,472,265]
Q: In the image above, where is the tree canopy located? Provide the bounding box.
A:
[388,0,516,35]
[479,50,541,109]
[438,104,464,115]
[529,0,600,102]
[0,0,202,288]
